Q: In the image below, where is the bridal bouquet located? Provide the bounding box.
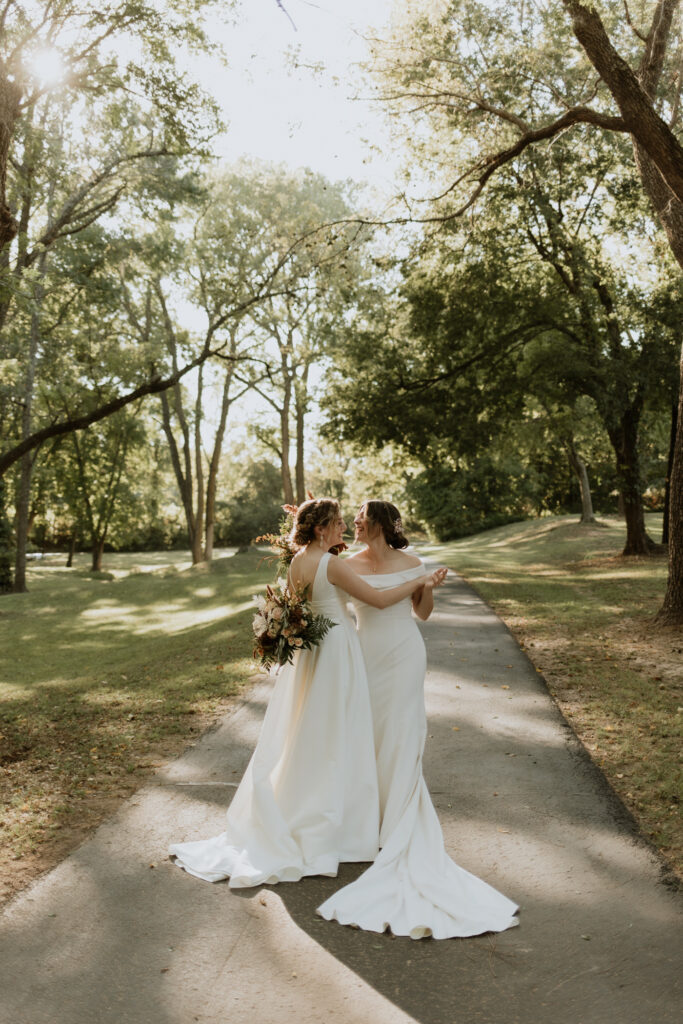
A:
[252,581,335,671]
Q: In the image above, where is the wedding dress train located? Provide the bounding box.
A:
[169,552,379,886]
[317,563,519,939]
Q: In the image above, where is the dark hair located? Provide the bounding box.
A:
[363,500,408,549]
[290,498,341,547]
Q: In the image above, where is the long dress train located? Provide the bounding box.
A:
[317,563,519,938]
[169,552,379,886]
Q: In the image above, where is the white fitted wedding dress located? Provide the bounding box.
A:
[317,562,519,939]
[169,553,379,886]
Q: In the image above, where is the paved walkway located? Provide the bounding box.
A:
[0,573,680,1024]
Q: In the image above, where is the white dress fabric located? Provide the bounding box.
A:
[169,552,379,886]
[317,563,519,939]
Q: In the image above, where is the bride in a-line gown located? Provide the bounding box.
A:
[169,498,435,888]
[317,500,519,939]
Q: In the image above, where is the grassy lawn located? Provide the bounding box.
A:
[436,513,682,879]
[0,548,272,904]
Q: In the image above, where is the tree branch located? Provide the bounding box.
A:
[562,0,683,203]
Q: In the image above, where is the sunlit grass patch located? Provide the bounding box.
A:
[439,513,682,878]
[0,549,273,903]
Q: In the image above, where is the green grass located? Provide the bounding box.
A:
[435,513,682,877]
[0,548,273,900]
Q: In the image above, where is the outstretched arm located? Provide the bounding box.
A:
[327,557,435,608]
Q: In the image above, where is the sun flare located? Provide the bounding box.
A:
[27,47,66,88]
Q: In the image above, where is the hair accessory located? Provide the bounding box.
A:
[394,517,403,533]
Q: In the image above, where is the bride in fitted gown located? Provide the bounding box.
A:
[317,500,519,939]
[169,499,433,887]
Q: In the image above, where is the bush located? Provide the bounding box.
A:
[405,459,532,540]
[215,460,284,546]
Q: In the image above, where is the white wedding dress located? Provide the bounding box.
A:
[317,562,519,939]
[169,552,379,886]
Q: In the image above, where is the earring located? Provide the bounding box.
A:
[319,534,325,549]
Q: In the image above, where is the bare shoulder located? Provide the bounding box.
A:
[344,551,369,572]
[395,550,422,569]
[289,550,317,589]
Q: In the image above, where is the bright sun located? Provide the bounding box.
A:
[27,47,66,88]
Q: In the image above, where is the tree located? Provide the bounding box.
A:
[364,0,683,620]
[59,407,146,571]
[0,0,228,253]
[322,159,680,548]
[224,163,371,504]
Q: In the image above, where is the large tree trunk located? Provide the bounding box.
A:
[564,439,596,524]
[91,537,105,572]
[634,143,683,271]
[607,408,657,555]
[662,399,677,544]
[656,341,683,625]
[563,1,683,206]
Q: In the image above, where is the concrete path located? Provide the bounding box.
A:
[0,574,680,1024]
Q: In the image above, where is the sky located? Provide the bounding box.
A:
[198,0,399,191]
[189,0,401,442]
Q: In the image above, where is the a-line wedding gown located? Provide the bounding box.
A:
[317,561,519,939]
[169,552,379,886]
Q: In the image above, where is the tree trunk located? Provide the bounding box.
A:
[204,362,235,561]
[633,142,683,272]
[564,439,596,523]
[662,399,677,544]
[66,533,77,568]
[194,364,205,561]
[563,1,683,205]
[91,537,105,572]
[0,70,22,253]
[294,367,308,504]
[159,389,200,563]
[12,263,45,593]
[608,408,657,555]
[280,377,295,505]
[13,454,33,593]
[656,340,683,625]
[0,478,12,593]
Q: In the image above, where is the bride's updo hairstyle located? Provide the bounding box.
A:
[291,498,341,548]
[363,500,409,549]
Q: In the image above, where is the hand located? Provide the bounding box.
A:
[426,567,448,589]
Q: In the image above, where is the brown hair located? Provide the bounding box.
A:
[363,500,408,549]
[290,498,341,547]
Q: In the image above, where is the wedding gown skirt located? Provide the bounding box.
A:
[169,553,379,886]
[317,564,519,939]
